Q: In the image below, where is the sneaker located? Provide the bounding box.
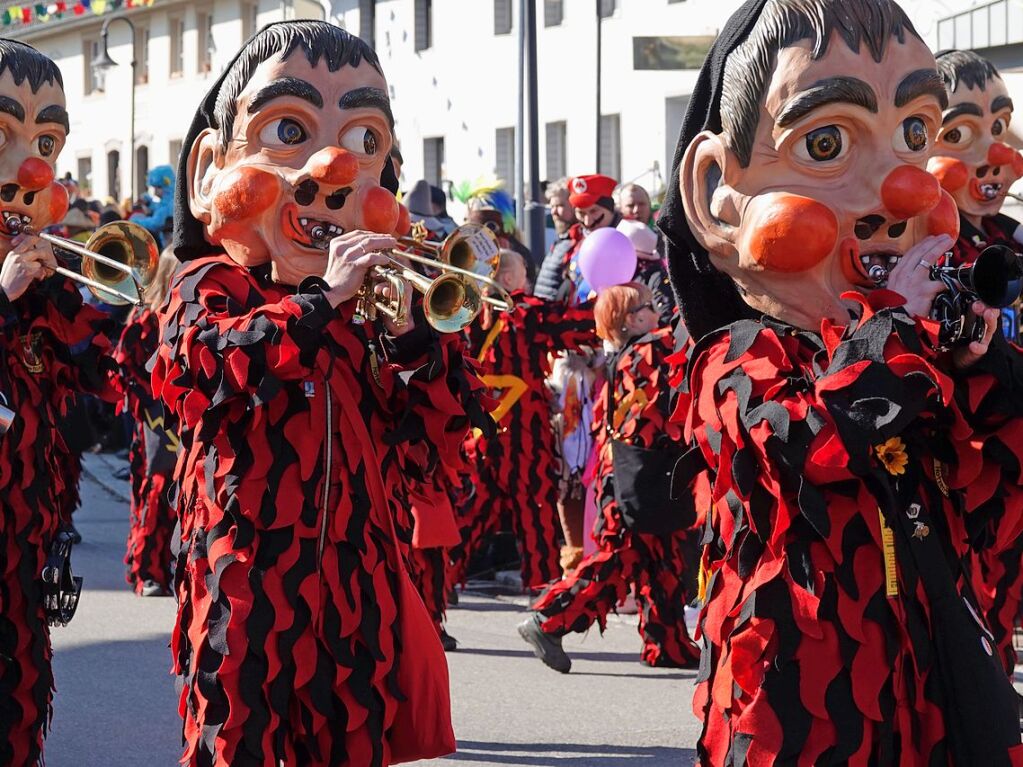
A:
[517,613,571,673]
[65,524,82,545]
[440,630,458,652]
[140,580,171,597]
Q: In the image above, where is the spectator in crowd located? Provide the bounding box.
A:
[615,183,654,227]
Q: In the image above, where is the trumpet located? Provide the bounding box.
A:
[8,219,158,306]
[357,223,515,333]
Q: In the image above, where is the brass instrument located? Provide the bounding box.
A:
[10,220,158,306]
[357,223,515,333]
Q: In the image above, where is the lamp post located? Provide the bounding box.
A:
[92,15,137,204]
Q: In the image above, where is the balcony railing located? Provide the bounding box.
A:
[937,0,1023,51]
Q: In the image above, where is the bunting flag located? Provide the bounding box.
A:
[1,0,154,26]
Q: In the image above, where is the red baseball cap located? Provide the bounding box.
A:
[568,174,617,209]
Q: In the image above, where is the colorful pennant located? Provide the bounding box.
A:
[1,0,155,26]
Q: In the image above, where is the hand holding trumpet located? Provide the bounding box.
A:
[0,235,57,301]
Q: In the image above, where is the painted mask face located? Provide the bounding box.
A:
[0,69,69,257]
[683,34,955,326]
[468,208,507,238]
[930,76,1022,223]
[187,52,404,284]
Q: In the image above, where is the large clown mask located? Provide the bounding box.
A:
[682,30,957,329]
[0,67,69,259]
[187,51,403,285]
[929,60,1023,228]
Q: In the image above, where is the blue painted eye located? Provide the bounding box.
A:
[259,118,307,147]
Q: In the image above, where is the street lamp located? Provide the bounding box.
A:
[91,15,138,203]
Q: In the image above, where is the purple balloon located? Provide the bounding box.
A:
[577,227,638,292]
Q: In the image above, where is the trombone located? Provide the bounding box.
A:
[9,220,158,307]
[357,223,515,333]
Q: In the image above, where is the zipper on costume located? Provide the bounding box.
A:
[318,385,332,572]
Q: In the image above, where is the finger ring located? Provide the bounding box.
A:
[918,260,930,269]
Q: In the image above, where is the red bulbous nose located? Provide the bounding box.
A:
[881,165,940,221]
[18,158,53,191]
[988,142,1017,167]
[360,185,399,234]
[927,156,969,193]
[306,147,359,188]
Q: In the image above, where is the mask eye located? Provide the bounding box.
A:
[993,117,1009,137]
[895,117,929,153]
[941,124,974,146]
[37,135,56,157]
[797,125,847,163]
[259,118,307,147]
[340,126,379,156]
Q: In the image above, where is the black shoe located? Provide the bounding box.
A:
[64,524,82,545]
[517,613,571,673]
[140,580,171,597]
[640,654,700,670]
[440,630,458,652]
[447,589,459,607]
[113,466,130,481]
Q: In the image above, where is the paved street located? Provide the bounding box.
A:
[44,455,699,766]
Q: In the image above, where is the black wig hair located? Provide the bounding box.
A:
[936,49,1000,94]
[0,38,64,93]
[660,0,931,341]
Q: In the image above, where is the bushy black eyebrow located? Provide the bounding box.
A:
[942,103,984,125]
[0,96,25,123]
[246,77,323,113]
[992,95,1014,115]
[895,69,948,110]
[35,104,68,133]
[777,77,878,127]
[338,86,394,129]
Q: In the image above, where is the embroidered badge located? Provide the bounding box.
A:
[912,521,930,540]
[933,459,950,497]
[21,331,43,374]
[304,381,316,398]
[878,508,898,598]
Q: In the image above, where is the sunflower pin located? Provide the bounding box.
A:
[875,437,909,476]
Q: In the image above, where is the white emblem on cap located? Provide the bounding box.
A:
[572,178,588,194]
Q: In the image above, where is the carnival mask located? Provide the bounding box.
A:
[186,52,407,285]
[929,68,1023,224]
[682,34,958,327]
[0,68,69,257]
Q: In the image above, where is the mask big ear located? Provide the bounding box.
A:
[188,128,220,225]
[680,130,741,261]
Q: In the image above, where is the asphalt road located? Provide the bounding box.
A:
[43,455,700,766]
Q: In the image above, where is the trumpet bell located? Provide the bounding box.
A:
[440,224,501,278]
[423,273,483,333]
[80,221,159,306]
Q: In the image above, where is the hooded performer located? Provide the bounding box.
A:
[661,0,1023,763]
[0,39,121,764]
[151,22,487,766]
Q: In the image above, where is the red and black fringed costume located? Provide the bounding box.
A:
[115,306,179,594]
[0,276,118,765]
[448,292,595,589]
[675,290,1023,765]
[152,255,485,766]
[532,327,700,666]
[950,211,1023,677]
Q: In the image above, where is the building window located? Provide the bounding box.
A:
[414,0,432,52]
[598,113,620,180]
[169,16,185,76]
[136,145,149,200]
[668,0,686,3]
[135,26,150,85]
[423,137,444,186]
[84,38,103,95]
[107,149,121,201]
[169,139,183,167]
[495,127,515,186]
[545,121,566,181]
[359,0,376,48]
[494,0,513,35]
[77,157,93,197]
[598,0,616,18]
[197,11,215,74]
[242,1,259,42]
[544,0,563,27]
